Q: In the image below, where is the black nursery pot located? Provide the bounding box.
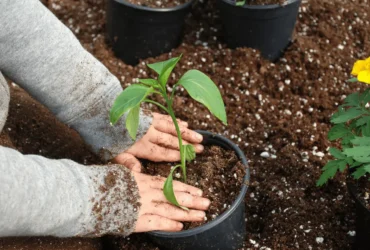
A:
[217,0,301,61]
[347,181,370,250]
[148,130,250,250]
[106,0,193,66]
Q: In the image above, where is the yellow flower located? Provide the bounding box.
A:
[351,57,370,84]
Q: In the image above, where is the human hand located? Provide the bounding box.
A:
[133,172,210,232]
[115,113,204,168]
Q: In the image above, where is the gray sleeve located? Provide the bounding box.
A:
[0,0,152,161]
[0,146,140,237]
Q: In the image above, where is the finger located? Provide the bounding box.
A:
[134,214,183,233]
[113,153,142,172]
[149,130,203,153]
[150,203,205,222]
[155,119,203,144]
[148,176,203,196]
[151,190,210,210]
[147,143,181,162]
[153,113,188,127]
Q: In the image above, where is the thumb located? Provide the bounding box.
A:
[113,153,142,172]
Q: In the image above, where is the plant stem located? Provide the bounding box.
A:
[163,95,186,182]
[144,99,170,113]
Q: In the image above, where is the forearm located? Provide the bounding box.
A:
[0,146,140,237]
[0,0,152,160]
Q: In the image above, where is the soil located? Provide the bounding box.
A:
[143,146,246,229]
[1,0,369,249]
[352,176,370,210]
[125,0,189,9]
[242,0,287,5]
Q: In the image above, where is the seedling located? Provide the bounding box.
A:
[317,57,370,186]
[110,55,227,209]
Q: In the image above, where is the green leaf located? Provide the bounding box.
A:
[126,105,140,140]
[183,144,196,162]
[329,147,345,159]
[317,159,348,186]
[178,69,227,125]
[351,136,370,146]
[347,77,358,83]
[362,122,370,137]
[163,165,189,210]
[353,156,370,163]
[344,92,360,107]
[356,116,370,126]
[350,161,363,168]
[110,85,152,125]
[346,157,354,165]
[352,164,370,179]
[342,133,356,147]
[344,146,370,158]
[328,124,350,141]
[236,0,245,5]
[360,89,370,104]
[331,107,367,124]
[147,56,182,87]
[139,79,159,88]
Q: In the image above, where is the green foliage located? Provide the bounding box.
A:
[163,165,189,211]
[110,85,153,125]
[317,89,370,186]
[110,55,227,209]
[178,70,227,125]
[235,0,246,6]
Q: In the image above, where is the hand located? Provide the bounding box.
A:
[133,172,210,232]
[115,113,204,168]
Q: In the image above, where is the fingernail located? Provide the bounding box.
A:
[196,211,206,219]
[203,199,211,208]
[197,190,203,196]
[177,223,183,230]
[194,133,203,141]
[196,144,204,151]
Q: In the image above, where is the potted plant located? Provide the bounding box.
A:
[106,0,193,66]
[317,57,370,250]
[110,55,250,249]
[217,0,301,61]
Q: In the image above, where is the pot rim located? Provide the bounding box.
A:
[149,130,250,238]
[220,0,301,10]
[111,0,193,12]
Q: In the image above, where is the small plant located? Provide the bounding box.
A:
[317,57,370,186]
[236,0,246,6]
[110,55,227,209]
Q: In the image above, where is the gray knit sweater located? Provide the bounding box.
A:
[0,0,152,237]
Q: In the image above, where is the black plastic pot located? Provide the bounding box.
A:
[217,0,301,61]
[147,130,250,250]
[106,0,193,66]
[347,181,370,250]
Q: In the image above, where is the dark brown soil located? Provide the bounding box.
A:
[0,237,102,250]
[1,0,369,249]
[352,176,370,210]
[143,146,246,229]
[243,0,286,5]
[125,0,189,9]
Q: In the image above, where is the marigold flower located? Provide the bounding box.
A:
[351,57,370,84]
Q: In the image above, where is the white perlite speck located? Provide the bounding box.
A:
[260,152,270,158]
[316,237,324,244]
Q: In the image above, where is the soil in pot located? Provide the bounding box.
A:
[143,145,246,229]
[240,0,286,5]
[349,176,370,210]
[125,0,189,8]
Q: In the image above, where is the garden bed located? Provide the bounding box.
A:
[1,0,369,249]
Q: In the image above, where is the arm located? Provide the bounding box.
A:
[0,146,139,237]
[0,0,151,161]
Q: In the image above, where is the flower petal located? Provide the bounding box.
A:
[358,70,370,84]
[351,60,366,76]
